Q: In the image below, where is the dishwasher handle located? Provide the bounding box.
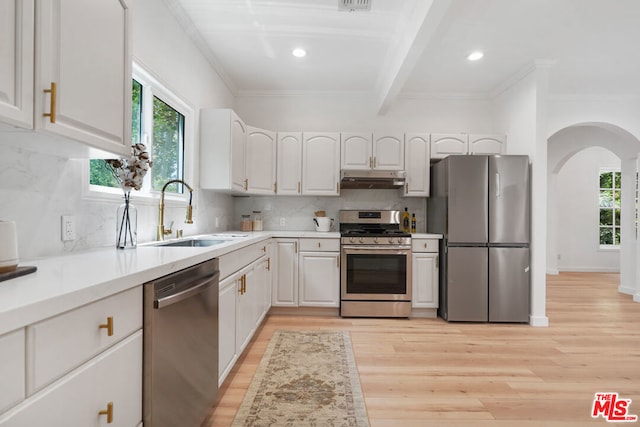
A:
[153,271,220,309]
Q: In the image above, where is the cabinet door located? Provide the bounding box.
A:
[469,134,506,155]
[341,132,372,170]
[276,132,302,195]
[272,239,298,306]
[0,332,142,427]
[246,127,276,194]
[404,133,430,197]
[0,0,33,129]
[299,252,340,307]
[373,132,404,170]
[236,266,256,354]
[254,257,270,325]
[302,132,340,196]
[430,133,469,159]
[35,0,131,156]
[231,112,247,192]
[0,329,24,414]
[412,253,438,308]
[218,275,237,385]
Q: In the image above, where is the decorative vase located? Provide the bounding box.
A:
[116,191,137,249]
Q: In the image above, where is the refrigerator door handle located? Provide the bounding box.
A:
[495,172,501,198]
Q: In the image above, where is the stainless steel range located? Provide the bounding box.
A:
[340,210,412,317]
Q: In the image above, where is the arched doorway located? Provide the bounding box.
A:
[547,123,640,296]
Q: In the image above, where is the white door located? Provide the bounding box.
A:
[0,0,33,129]
[35,0,131,157]
[412,253,438,308]
[302,132,340,196]
[231,112,247,192]
[341,132,372,170]
[276,132,302,195]
[218,275,237,384]
[299,252,340,307]
[272,239,298,306]
[246,127,276,194]
[430,133,469,159]
[469,134,506,155]
[404,133,430,197]
[236,266,256,353]
[373,132,404,170]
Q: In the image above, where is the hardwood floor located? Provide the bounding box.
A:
[206,272,640,426]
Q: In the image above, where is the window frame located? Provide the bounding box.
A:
[598,168,621,250]
[83,62,195,206]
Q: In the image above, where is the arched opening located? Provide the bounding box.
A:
[547,122,640,296]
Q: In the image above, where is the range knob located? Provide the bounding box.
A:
[397,238,404,244]
[388,237,394,244]
[359,237,365,243]
[349,237,355,243]
[374,237,379,243]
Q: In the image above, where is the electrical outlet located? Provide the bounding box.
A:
[280,217,286,227]
[61,215,76,241]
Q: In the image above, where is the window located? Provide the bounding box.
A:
[599,169,621,247]
[88,64,192,200]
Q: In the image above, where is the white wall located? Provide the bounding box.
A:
[555,147,620,272]
[0,0,235,259]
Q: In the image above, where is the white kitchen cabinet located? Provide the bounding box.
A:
[272,239,299,306]
[0,330,24,414]
[218,275,238,386]
[0,0,33,129]
[469,134,506,155]
[411,239,439,309]
[201,109,247,192]
[341,132,372,170]
[276,132,303,194]
[236,265,258,354]
[373,132,404,170]
[430,133,469,159]
[299,249,340,308]
[403,133,430,197]
[0,0,132,158]
[246,126,276,194]
[0,332,142,427]
[341,132,404,170]
[302,132,340,196]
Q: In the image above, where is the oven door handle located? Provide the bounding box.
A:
[341,245,411,254]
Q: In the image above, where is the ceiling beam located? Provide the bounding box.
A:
[375,0,452,115]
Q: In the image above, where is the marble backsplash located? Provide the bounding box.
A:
[233,189,427,233]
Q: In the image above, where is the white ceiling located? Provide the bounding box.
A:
[166,0,640,112]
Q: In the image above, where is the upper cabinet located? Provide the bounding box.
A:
[403,133,430,197]
[276,132,302,195]
[341,132,404,170]
[302,132,340,196]
[0,0,132,158]
[431,133,506,159]
[469,134,506,155]
[246,127,276,194]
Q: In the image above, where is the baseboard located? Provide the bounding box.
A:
[618,285,635,295]
[268,306,339,317]
[529,315,549,327]
[634,294,640,303]
[558,267,620,273]
[546,268,559,275]
[410,308,437,319]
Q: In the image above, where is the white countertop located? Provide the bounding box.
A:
[0,230,440,335]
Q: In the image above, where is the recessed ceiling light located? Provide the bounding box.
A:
[467,51,484,61]
[292,48,306,58]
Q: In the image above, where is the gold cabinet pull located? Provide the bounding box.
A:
[262,245,267,253]
[373,157,377,168]
[267,257,271,271]
[43,82,57,123]
[297,181,301,193]
[274,182,277,193]
[336,182,339,193]
[435,255,439,269]
[336,256,340,268]
[294,241,298,254]
[317,242,321,248]
[244,178,248,190]
[99,316,114,336]
[406,182,409,193]
[243,274,247,293]
[99,402,113,423]
[369,156,373,168]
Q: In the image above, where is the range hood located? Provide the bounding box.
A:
[340,169,406,189]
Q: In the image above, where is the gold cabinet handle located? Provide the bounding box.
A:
[317,242,321,248]
[274,182,277,193]
[267,257,271,271]
[99,316,114,336]
[43,82,57,123]
[297,181,301,193]
[406,183,409,193]
[336,256,340,268]
[369,156,373,168]
[244,179,248,191]
[373,157,377,168]
[99,402,113,423]
[262,245,267,253]
[294,241,298,254]
[336,182,339,193]
[435,255,439,269]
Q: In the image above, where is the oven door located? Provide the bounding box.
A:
[340,245,412,301]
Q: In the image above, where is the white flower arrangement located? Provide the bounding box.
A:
[105,143,153,191]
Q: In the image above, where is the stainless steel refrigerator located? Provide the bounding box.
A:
[428,155,530,322]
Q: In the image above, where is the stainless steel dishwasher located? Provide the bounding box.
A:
[143,258,220,427]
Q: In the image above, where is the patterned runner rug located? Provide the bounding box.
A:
[232,330,369,426]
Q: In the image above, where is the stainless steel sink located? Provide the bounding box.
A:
[154,238,227,247]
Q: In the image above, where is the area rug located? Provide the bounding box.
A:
[232,330,370,427]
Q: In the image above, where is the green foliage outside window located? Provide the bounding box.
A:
[599,171,621,246]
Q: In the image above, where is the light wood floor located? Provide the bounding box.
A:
[206,272,640,426]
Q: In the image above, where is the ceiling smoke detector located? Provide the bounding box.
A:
[339,0,371,12]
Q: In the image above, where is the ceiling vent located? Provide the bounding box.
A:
[339,0,371,12]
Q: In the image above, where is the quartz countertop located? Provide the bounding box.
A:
[0,230,441,335]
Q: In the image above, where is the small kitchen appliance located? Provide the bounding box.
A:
[339,210,411,317]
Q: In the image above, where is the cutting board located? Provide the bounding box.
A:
[0,266,37,283]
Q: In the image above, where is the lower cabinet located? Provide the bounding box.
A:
[218,251,272,386]
[411,239,439,309]
[0,330,25,414]
[272,239,298,306]
[299,253,340,308]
